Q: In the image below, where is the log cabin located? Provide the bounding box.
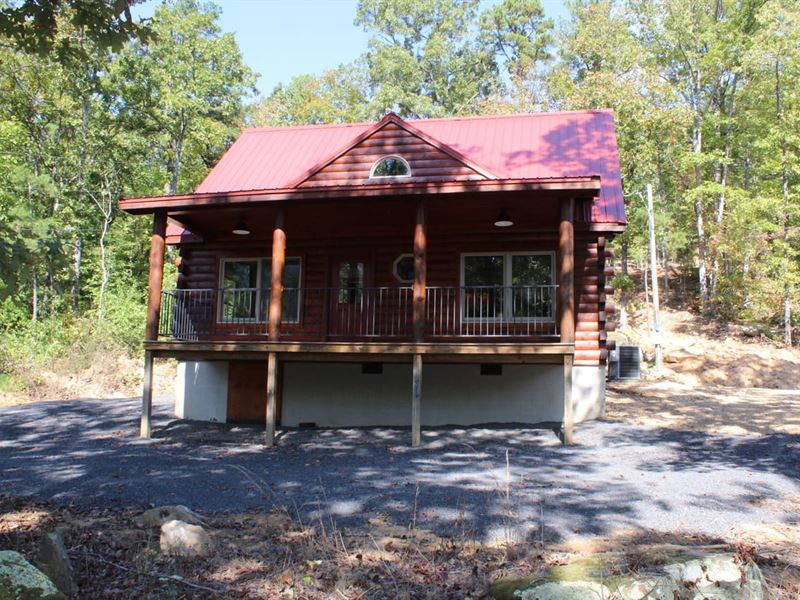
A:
[119,110,626,446]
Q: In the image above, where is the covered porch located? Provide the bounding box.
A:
[134,184,589,447]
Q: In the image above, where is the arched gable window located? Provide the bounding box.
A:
[369,155,411,179]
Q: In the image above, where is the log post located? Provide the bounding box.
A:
[265,351,278,447]
[141,211,166,439]
[412,200,427,343]
[145,211,167,341]
[559,198,575,343]
[411,353,422,447]
[140,350,154,438]
[268,207,286,341]
[411,200,427,447]
[559,198,575,445]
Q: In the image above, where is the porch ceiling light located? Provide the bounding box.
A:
[494,208,514,227]
[232,217,250,236]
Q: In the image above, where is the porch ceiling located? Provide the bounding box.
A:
[165,189,594,243]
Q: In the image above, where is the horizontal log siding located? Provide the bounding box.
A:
[574,236,613,366]
[300,123,484,188]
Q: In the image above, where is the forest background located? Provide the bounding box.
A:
[0,0,797,396]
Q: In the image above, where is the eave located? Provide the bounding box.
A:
[119,177,603,214]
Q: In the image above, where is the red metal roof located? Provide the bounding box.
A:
[195,110,625,224]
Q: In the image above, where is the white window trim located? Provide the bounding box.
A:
[392,253,414,283]
[218,257,302,324]
[369,155,412,179]
[459,251,556,323]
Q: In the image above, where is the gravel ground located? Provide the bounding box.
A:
[1,396,798,544]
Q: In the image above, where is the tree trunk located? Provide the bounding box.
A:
[72,236,82,315]
[619,244,629,329]
[31,269,38,322]
[776,60,792,345]
[693,112,708,313]
[661,238,670,306]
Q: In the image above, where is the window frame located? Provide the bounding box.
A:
[218,256,303,324]
[368,155,412,179]
[459,251,556,323]
[392,253,415,284]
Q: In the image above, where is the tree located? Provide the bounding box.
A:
[0,0,148,58]
[110,0,256,194]
[250,62,370,127]
[355,0,498,118]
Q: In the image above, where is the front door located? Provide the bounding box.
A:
[329,256,372,338]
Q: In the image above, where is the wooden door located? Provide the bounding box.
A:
[227,361,282,424]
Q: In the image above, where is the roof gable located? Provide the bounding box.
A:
[294,114,494,188]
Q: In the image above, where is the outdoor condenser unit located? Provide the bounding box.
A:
[616,344,642,379]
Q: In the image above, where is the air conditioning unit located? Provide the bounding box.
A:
[617,344,641,379]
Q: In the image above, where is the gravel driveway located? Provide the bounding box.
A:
[1,396,798,543]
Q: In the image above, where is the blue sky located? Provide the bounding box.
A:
[133,0,569,95]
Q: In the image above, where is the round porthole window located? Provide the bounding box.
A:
[393,254,414,283]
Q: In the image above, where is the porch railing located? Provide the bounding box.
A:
[159,285,558,341]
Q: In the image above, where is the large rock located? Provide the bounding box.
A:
[490,552,766,600]
[136,505,205,529]
[159,520,213,557]
[35,531,75,597]
[663,553,766,600]
[516,580,611,599]
[0,550,65,600]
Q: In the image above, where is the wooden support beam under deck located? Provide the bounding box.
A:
[411,353,422,447]
[562,354,574,444]
[140,350,154,438]
[265,351,278,446]
[268,207,287,341]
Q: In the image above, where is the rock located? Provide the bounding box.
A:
[137,505,205,528]
[515,580,611,599]
[0,550,66,600]
[34,531,75,597]
[663,553,766,600]
[614,576,682,600]
[159,520,213,557]
[489,552,766,600]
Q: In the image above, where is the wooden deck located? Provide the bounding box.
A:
[144,340,574,364]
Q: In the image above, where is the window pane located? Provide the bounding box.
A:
[464,255,503,286]
[393,255,414,283]
[372,157,410,177]
[463,256,503,319]
[511,255,553,319]
[222,261,257,321]
[511,255,551,285]
[223,261,257,289]
[260,258,301,323]
[338,261,364,304]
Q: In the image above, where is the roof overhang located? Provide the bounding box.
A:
[119,177,603,215]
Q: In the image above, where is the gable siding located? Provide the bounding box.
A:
[299,122,485,188]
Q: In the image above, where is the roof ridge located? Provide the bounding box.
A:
[241,109,614,134]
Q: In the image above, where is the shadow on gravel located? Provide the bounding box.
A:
[1,396,798,543]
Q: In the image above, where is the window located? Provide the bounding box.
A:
[461,252,554,321]
[338,261,364,304]
[220,257,301,323]
[393,254,414,283]
[369,155,411,178]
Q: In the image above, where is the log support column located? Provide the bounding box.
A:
[411,200,427,447]
[268,207,286,341]
[265,351,278,447]
[559,198,575,445]
[266,208,286,446]
[141,211,166,439]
